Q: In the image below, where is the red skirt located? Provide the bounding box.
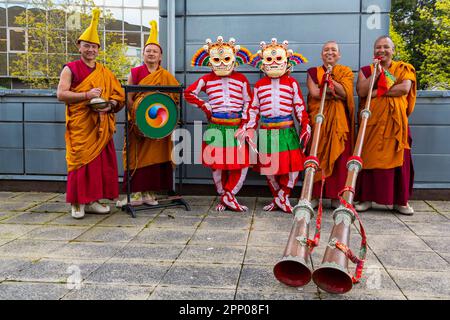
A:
[66,139,119,204]
[312,137,352,200]
[355,130,414,206]
[123,162,173,193]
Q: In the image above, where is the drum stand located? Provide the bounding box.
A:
[121,85,191,218]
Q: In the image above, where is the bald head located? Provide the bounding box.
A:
[322,40,340,52]
[374,36,395,50]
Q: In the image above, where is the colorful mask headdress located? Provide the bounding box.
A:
[250,38,308,78]
[78,8,101,46]
[191,36,252,77]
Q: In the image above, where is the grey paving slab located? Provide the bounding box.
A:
[0,201,37,212]
[111,243,185,262]
[47,213,110,226]
[28,202,71,213]
[247,231,289,247]
[0,239,12,246]
[442,253,450,264]
[160,262,241,289]
[235,290,319,300]
[148,216,203,229]
[0,192,21,200]
[367,234,433,253]
[0,258,34,281]
[408,200,435,212]
[361,218,416,236]
[320,290,406,300]
[74,226,143,243]
[190,229,249,246]
[244,246,285,266]
[0,212,21,221]
[376,250,449,271]
[0,282,69,300]
[6,258,105,283]
[389,269,450,298]
[47,242,125,260]
[0,239,67,258]
[253,208,293,219]
[182,196,216,207]
[417,237,450,254]
[207,208,253,218]
[0,224,39,239]
[133,227,195,244]
[1,212,64,225]
[251,217,294,232]
[162,206,209,217]
[48,193,67,202]
[198,216,252,231]
[427,201,450,212]
[395,212,449,223]
[85,261,171,286]
[238,264,318,294]
[178,244,246,264]
[406,294,450,300]
[149,286,235,300]
[19,225,90,241]
[406,222,450,237]
[12,192,59,202]
[63,284,152,300]
[97,212,156,227]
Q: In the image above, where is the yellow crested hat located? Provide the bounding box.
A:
[145,20,162,51]
[78,8,101,46]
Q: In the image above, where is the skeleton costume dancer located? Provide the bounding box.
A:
[184,37,253,212]
[243,39,310,213]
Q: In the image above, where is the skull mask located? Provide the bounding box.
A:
[209,45,236,76]
[259,39,291,78]
[204,36,237,77]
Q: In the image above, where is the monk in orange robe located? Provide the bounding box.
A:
[355,36,416,215]
[116,21,180,207]
[306,41,355,209]
[57,9,125,219]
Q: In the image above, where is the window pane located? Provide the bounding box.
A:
[9,29,26,52]
[143,0,159,7]
[105,31,122,49]
[0,4,6,27]
[8,4,27,27]
[8,52,25,76]
[28,54,47,77]
[48,53,67,78]
[124,9,140,31]
[48,29,66,53]
[49,7,66,30]
[126,0,143,8]
[27,7,46,25]
[106,0,123,7]
[105,7,123,31]
[124,32,141,50]
[0,28,6,52]
[0,77,12,89]
[0,53,7,76]
[67,30,79,54]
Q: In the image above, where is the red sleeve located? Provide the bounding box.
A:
[184,75,208,109]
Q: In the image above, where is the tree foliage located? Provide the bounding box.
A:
[10,0,139,89]
[391,0,450,90]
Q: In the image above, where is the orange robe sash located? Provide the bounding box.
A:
[360,61,416,169]
[124,66,180,171]
[307,64,355,181]
[65,62,125,172]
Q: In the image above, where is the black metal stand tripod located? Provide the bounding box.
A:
[121,84,190,218]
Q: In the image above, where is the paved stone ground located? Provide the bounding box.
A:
[0,192,449,300]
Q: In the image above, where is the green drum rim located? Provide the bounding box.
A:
[135,93,178,139]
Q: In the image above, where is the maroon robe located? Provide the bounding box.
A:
[122,64,173,193]
[65,59,119,204]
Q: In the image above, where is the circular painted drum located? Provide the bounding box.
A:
[134,92,178,139]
